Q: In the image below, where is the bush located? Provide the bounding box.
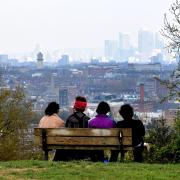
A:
[0,87,34,160]
[146,116,180,163]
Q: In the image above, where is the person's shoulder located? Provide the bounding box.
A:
[76,111,90,121]
[66,113,76,121]
[84,114,90,121]
[39,115,46,121]
[88,117,96,124]
[133,119,143,124]
[89,117,95,122]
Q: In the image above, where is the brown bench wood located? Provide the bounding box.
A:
[34,128,132,160]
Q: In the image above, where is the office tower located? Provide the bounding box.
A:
[138,29,154,57]
[59,88,68,107]
[36,52,44,69]
[104,40,118,61]
[118,33,131,61]
[119,32,130,50]
[154,32,164,49]
[0,54,8,64]
[58,55,69,65]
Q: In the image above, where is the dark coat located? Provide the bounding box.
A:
[66,111,90,128]
[116,119,145,147]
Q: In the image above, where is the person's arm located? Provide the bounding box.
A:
[65,117,70,127]
[38,119,43,128]
[38,117,44,128]
[57,118,65,127]
[139,120,145,136]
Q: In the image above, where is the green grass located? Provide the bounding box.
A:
[0,160,179,180]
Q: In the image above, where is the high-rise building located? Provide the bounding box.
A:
[0,54,8,64]
[37,52,44,69]
[154,32,164,49]
[138,29,154,57]
[59,88,68,107]
[58,55,69,65]
[118,33,132,61]
[104,40,118,61]
[119,32,130,50]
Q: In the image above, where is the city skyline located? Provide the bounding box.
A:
[0,0,174,56]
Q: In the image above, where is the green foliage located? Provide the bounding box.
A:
[0,160,179,180]
[146,115,180,163]
[0,87,33,160]
[173,111,180,161]
[146,119,175,147]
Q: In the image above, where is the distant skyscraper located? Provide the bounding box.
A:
[36,52,44,69]
[118,33,131,61]
[104,40,118,60]
[0,54,8,64]
[138,29,154,57]
[59,88,68,107]
[154,32,164,49]
[119,32,130,50]
[58,55,69,65]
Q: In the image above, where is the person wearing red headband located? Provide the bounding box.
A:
[65,96,90,128]
[53,96,90,161]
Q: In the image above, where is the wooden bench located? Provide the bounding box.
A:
[34,128,132,160]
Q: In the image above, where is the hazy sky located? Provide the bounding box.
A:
[0,0,174,53]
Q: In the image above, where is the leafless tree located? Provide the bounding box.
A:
[157,0,180,101]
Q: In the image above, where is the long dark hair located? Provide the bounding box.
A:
[45,102,59,116]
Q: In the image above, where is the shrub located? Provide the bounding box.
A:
[146,116,180,163]
[0,87,33,160]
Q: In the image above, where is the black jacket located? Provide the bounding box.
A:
[116,119,145,147]
[65,111,90,128]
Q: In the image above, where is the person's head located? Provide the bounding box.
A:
[119,104,134,120]
[73,96,87,112]
[96,101,110,115]
[45,102,60,116]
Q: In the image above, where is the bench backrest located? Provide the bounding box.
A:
[34,128,132,151]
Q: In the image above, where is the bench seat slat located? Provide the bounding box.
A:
[35,136,132,146]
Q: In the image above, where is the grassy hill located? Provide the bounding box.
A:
[0,160,179,180]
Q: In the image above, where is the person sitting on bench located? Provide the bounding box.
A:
[38,102,65,161]
[54,96,90,161]
[66,96,90,128]
[89,101,116,161]
[112,104,145,162]
[38,101,65,128]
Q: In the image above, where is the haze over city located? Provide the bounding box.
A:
[0,0,174,58]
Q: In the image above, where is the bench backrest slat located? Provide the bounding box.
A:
[34,128,132,149]
[34,128,132,137]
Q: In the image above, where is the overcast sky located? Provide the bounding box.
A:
[0,0,174,54]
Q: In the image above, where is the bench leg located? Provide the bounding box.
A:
[120,151,125,162]
[44,150,48,160]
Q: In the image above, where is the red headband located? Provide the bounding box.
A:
[74,100,87,109]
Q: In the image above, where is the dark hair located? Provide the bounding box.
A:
[76,96,87,102]
[96,101,110,115]
[119,104,134,119]
[74,96,87,112]
[45,102,59,116]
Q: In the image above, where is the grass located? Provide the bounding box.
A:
[0,160,179,180]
